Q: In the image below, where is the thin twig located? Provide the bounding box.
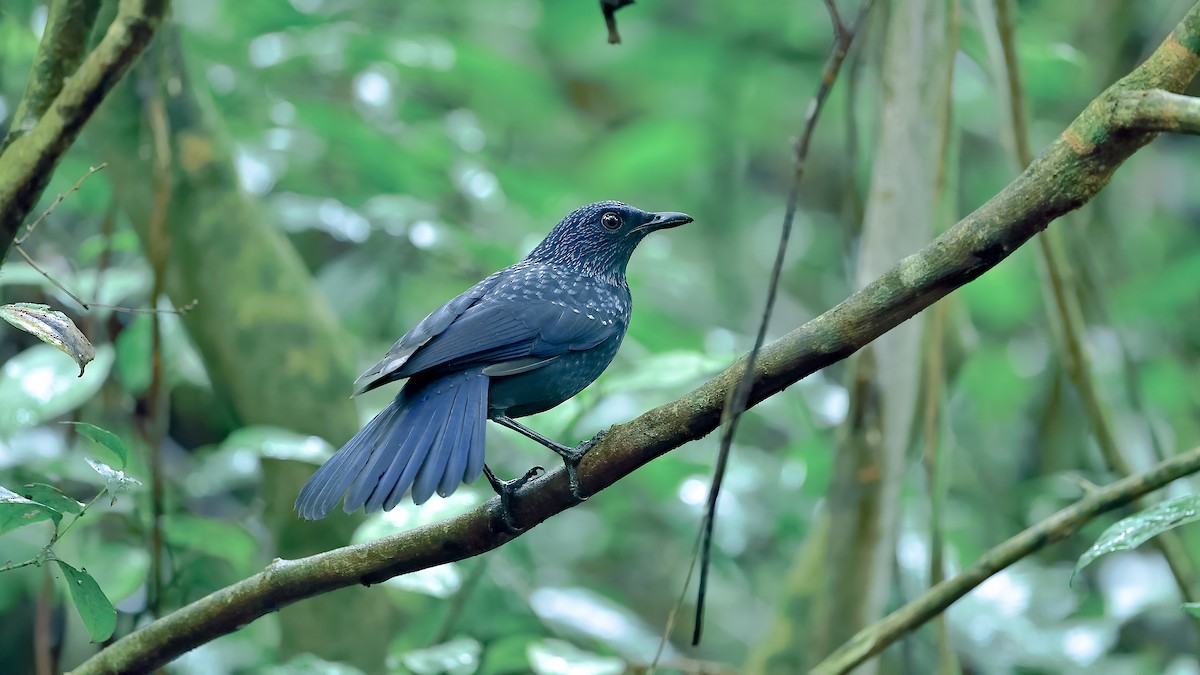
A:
[14,244,92,310]
[14,164,106,246]
[141,52,174,620]
[35,566,55,675]
[993,0,1200,604]
[811,444,1200,674]
[925,2,960,672]
[431,559,487,644]
[66,7,1200,670]
[12,162,194,316]
[690,0,876,647]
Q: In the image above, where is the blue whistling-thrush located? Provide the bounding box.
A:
[295,201,692,521]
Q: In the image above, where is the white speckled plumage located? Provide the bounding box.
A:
[296,201,691,518]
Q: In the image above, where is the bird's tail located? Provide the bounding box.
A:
[295,370,489,520]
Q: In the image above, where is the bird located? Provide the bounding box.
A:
[295,201,692,524]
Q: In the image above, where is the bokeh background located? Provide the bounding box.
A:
[3,0,1200,673]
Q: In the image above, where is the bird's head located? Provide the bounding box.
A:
[525,201,693,281]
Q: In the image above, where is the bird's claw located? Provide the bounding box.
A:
[558,430,605,502]
[483,464,544,533]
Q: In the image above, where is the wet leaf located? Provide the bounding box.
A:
[398,637,481,675]
[56,560,116,642]
[1073,493,1200,581]
[383,563,462,598]
[20,483,83,514]
[0,344,113,436]
[66,422,129,469]
[260,653,366,675]
[526,639,624,675]
[223,426,333,463]
[0,303,94,376]
[529,587,667,662]
[352,492,481,542]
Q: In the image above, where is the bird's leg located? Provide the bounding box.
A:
[482,464,543,533]
[492,415,594,501]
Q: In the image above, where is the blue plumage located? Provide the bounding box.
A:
[295,201,692,520]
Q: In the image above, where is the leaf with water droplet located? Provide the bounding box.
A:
[526,638,624,675]
[55,560,116,642]
[0,485,60,535]
[1073,493,1200,582]
[0,303,94,376]
[20,483,82,515]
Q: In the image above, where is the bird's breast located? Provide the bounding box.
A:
[486,333,625,418]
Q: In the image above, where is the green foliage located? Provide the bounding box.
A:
[2,0,1200,672]
[55,560,116,643]
[0,344,113,436]
[1074,493,1200,582]
[66,421,130,469]
[394,637,481,675]
[0,420,134,652]
[0,487,60,535]
[0,302,95,375]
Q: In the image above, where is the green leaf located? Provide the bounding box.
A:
[66,422,129,469]
[84,457,142,497]
[382,563,461,599]
[114,315,152,395]
[0,303,95,376]
[0,486,60,535]
[526,639,623,675]
[55,560,116,642]
[260,653,366,675]
[1073,493,1200,581]
[398,637,481,675]
[529,587,663,661]
[352,492,481,543]
[76,541,150,604]
[478,635,539,675]
[222,425,333,463]
[163,514,258,573]
[20,483,83,514]
[0,343,114,436]
[1185,603,1200,618]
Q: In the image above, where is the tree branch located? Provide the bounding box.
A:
[1,0,102,153]
[1113,88,1200,134]
[0,0,169,262]
[810,444,1200,675]
[69,3,1200,673]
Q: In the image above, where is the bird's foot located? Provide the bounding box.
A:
[551,430,606,502]
[483,464,544,533]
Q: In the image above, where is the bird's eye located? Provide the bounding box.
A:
[601,212,622,231]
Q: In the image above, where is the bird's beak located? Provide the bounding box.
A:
[630,211,694,235]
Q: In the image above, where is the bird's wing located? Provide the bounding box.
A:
[353,271,504,396]
[394,299,621,376]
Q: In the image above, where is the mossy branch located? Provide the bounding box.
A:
[810,445,1200,675]
[0,0,169,262]
[70,3,1200,673]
